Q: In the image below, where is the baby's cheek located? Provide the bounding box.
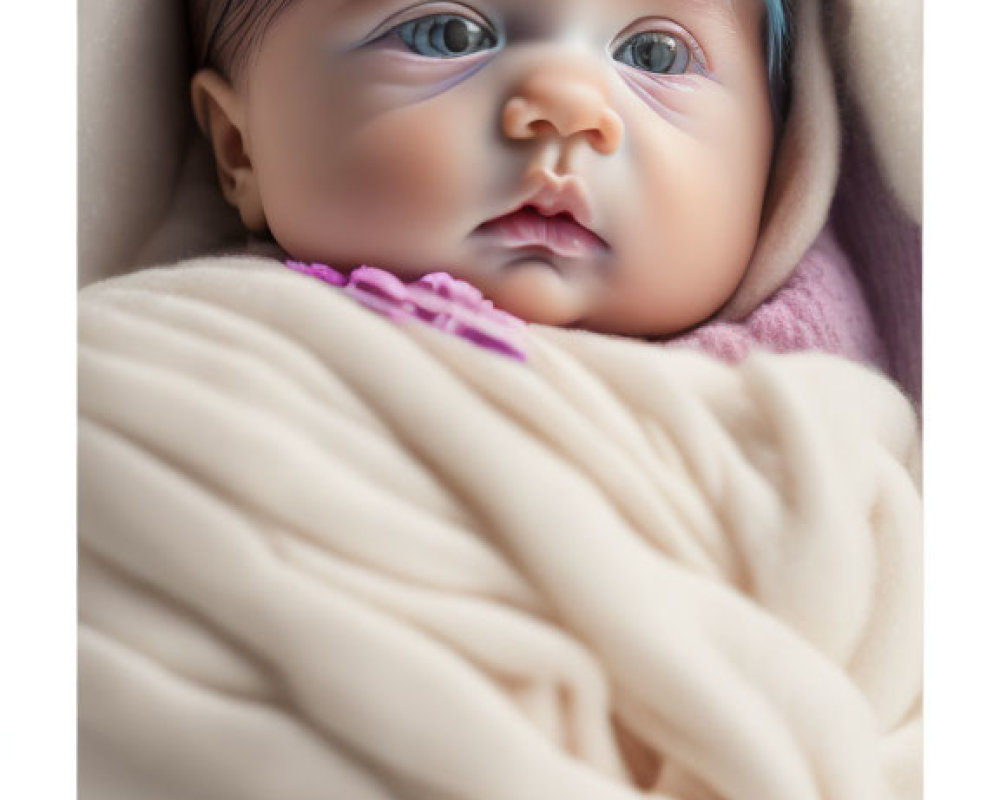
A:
[601,147,758,333]
[264,102,487,268]
[336,105,482,233]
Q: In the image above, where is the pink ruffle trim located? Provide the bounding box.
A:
[285,261,528,362]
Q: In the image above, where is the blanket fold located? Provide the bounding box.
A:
[79,259,922,800]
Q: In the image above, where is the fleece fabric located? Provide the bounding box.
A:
[80,260,922,800]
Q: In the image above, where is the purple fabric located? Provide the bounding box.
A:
[831,107,922,406]
[285,260,348,287]
[285,261,529,361]
[669,224,889,371]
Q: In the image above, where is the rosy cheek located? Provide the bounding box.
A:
[338,106,476,225]
[601,139,758,330]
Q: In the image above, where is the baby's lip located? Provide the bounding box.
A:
[473,169,610,260]
[523,173,599,231]
[473,206,609,259]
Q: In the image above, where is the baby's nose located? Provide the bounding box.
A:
[502,59,623,155]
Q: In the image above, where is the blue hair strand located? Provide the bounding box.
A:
[764,0,788,82]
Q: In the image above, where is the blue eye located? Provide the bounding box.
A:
[397,14,498,58]
[613,32,691,75]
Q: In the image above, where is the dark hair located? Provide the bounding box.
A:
[188,0,298,79]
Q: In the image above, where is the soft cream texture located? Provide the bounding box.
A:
[79,260,921,800]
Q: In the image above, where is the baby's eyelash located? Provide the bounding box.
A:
[610,19,709,77]
[361,1,496,45]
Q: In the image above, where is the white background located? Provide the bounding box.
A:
[923,0,1000,795]
[1,1,78,798]
[1,0,998,796]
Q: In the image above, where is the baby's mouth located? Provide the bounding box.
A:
[473,205,609,260]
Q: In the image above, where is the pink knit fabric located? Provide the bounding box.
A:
[669,224,889,371]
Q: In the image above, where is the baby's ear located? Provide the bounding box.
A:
[190,70,267,231]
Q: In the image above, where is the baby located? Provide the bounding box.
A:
[188,0,787,338]
[79,7,920,797]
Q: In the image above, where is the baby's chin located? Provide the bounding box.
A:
[482,258,595,328]
[481,266,725,337]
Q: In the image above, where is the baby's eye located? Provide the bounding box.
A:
[613,31,691,75]
[397,14,498,58]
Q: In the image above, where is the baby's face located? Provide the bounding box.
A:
[202,0,774,334]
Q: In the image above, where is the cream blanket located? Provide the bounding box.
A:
[79,259,922,800]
